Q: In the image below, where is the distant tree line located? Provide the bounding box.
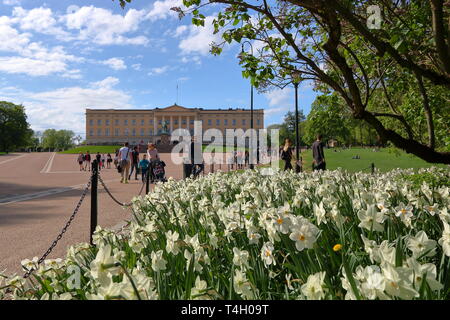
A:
[0,101,79,153]
[269,92,449,149]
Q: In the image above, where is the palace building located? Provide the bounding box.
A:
[85,104,264,145]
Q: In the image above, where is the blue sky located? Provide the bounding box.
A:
[0,0,319,138]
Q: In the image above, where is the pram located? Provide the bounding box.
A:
[151,159,167,183]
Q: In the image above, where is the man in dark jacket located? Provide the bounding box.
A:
[312,134,326,171]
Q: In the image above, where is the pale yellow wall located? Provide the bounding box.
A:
[86,107,264,144]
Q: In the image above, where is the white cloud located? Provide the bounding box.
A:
[148,65,169,76]
[101,57,127,70]
[146,0,183,21]
[131,63,142,71]
[12,7,68,38]
[0,18,82,77]
[174,25,188,37]
[265,106,289,116]
[63,6,149,45]
[0,78,133,133]
[2,0,21,5]
[179,16,223,56]
[264,87,292,107]
[91,76,120,89]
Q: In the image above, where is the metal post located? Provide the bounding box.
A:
[90,159,98,246]
[250,82,254,170]
[371,162,375,174]
[294,82,301,173]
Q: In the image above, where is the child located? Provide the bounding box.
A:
[139,154,150,182]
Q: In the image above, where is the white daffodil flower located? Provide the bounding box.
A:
[191,276,210,300]
[361,235,381,263]
[260,242,275,267]
[90,244,120,286]
[301,271,327,300]
[407,231,436,258]
[165,230,180,255]
[438,220,450,257]
[313,202,327,225]
[289,221,319,252]
[233,269,256,300]
[405,258,443,292]
[357,204,386,232]
[394,203,414,227]
[382,264,419,300]
[232,247,250,269]
[21,257,38,272]
[151,250,167,272]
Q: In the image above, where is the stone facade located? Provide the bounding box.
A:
[85,104,264,145]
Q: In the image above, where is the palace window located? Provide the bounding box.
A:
[124,128,129,136]
[97,119,102,125]
[89,119,93,126]
[140,128,144,136]
[232,119,236,125]
[124,119,128,125]
[97,129,102,136]
[141,119,144,125]
[216,119,220,125]
[132,128,136,136]
[105,128,110,136]
[132,119,136,125]
[224,119,228,125]
[115,119,119,125]
[115,129,119,136]
[106,119,110,126]
[89,129,94,136]
[208,119,212,125]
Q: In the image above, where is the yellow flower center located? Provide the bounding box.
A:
[390,282,399,289]
[401,209,407,214]
[265,250,271,257]
[277,218,283,225]
[333,244,342,252]
[298,235,305,241]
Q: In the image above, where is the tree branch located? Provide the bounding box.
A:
[429,0,450,74]
[414,71,436,149]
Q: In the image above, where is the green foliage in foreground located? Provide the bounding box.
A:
[59,146,121,154]
[1,167,449,300]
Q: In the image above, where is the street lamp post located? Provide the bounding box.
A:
[293,71,302,173]
[241,41,254,170]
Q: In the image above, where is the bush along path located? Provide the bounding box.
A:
[1,167,449,300]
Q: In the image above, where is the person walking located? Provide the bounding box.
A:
[113,150,119,169]
[101,153,106,169]
[128,146,140,181]
[280,138,294,171]
[95,152,101,171]
[84,151,91,171]
[139,154,150,183]
[118,142,131,183]
[77,152,84,171]
[312,134,326,171]
[107,153,112,169]
[147,143,160,182]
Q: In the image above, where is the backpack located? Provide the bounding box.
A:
[280,149,288,161]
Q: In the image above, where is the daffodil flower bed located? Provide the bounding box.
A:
[1,167,450,300]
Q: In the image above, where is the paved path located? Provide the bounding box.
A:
[0,152,238,275]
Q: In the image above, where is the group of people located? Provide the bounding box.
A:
[77,151,113,171]
[280,134,326,171]
[116,142,166,184]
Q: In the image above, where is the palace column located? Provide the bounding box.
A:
[170,115,173,133]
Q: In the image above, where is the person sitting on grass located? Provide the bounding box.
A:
[139,154,150,183]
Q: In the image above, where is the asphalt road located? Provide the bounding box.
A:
[0,151,234,275]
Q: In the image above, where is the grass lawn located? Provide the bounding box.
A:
[271,147,447,173]
[59,145,121,154]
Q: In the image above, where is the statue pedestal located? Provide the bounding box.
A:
[160,133,170,145]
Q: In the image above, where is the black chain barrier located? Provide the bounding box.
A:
[23,177,92,279]
[97,173,145,207]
